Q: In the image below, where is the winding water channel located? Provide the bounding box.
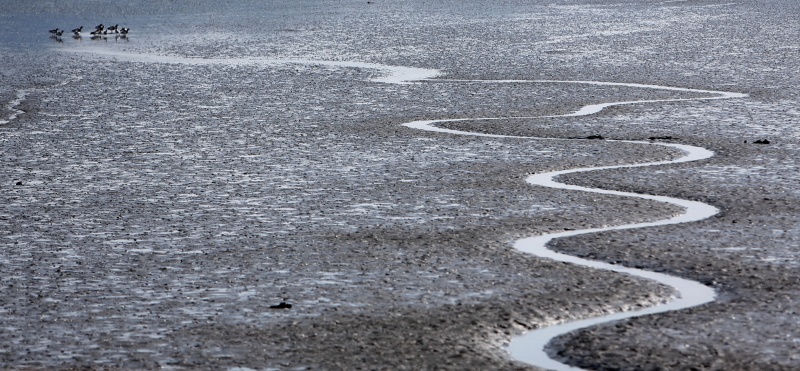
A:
[55,50,748,369]
[401,78,746,369]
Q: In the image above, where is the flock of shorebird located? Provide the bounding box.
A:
[48,23,130,40]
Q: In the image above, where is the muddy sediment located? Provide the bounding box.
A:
[1,0,799,370]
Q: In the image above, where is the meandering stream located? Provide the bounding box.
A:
[55,49,748,369]
[403,80,745,369]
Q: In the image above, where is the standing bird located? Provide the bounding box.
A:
[48,28,60,34]
[91,23,104,35]
[119,27,130,35]
[71,26,83,35]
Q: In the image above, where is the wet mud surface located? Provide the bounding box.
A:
[1,0,799,369]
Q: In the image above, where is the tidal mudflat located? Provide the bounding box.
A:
[1,0,799,369]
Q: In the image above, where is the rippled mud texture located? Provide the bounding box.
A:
[2,0,800,370]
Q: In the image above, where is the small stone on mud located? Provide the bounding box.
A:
[270,302,293,309]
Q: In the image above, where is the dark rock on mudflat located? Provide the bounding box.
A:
[270,302,293,309]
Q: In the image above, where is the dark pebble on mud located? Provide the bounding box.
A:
[270,302,293,309]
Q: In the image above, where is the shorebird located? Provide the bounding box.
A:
[119,27,130,35]
[48,28,60,34]
[54,30,64,36]
[71,26,83,35]
[107,24,119,33]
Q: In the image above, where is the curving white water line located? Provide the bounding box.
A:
[54,48,747,369]
[1,79,79,126]
[404,82,745,370]
[0,89,31,125]
[61,48,440,84]
[508,144,718,370]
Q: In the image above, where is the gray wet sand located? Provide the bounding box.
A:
[1,0,799,370]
